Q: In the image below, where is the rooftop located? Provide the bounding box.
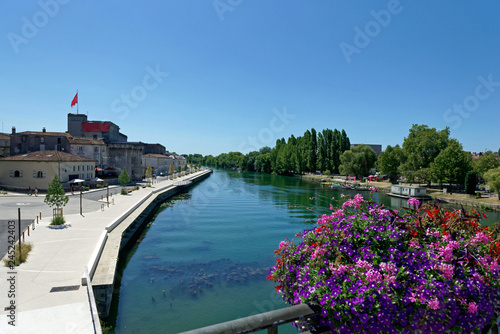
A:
[0,150,96,162]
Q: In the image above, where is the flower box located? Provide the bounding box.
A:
[269,195,500,333]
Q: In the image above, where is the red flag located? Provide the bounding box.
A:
[71,93,78,107]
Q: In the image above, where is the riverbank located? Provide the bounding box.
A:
[0,170,212,334]
[300,173,500,212]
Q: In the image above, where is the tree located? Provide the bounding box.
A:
[177,166,182,173]
[472,151,500,177]
[430,139,472,186]
[376,145,404,181]
[145,165,153,186]
[44,175,69,215]
[339,144,377,176]
[465,171,478,195]
[118,169,130,188]
[484,167,500,200]
[169,163,175,177]
[402,124,450,172]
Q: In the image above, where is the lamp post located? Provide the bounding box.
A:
[107,183,109,207]
[80,184,83,216]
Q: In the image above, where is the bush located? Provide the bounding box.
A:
[465,171,478,195]
[324,170,331,176]
[269,195,500,333]
[4,242,33,267]
[50,216,66,225]
[121,189,128,195]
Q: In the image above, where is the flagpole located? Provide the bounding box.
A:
[77,89,79,114]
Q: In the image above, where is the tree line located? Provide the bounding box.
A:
[184,128,353,176]
[183,123,500,198]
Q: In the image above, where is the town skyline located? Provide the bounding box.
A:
[1,1,499,156]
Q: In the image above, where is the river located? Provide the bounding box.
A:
[106,169,500,333]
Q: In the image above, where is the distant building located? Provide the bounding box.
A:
[142,143,166,155]
[0,132,10,157]
[107,142,144,181]
[351,144,382,156]
[67,113,127,143]
[142,154,174,176]
[0,150,95,190]
[67,136,107,168]
[10,128,70,155]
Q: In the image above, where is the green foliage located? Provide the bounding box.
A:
[121,189,128,195]
[4,242,32,267]
[324,170,331,176]
[50,216,66,225]
[339,144,377,176]
[472,151,500,177]
[430,139,472,185]
[402,124,450,172]
[169,163,175,175]
[376,145,404,176]
[465,171,478,195]
[145,165,153,185]
[118,169,130,186]
[177,166,181,173]
[484,166,500,199]
[44,175,69,210]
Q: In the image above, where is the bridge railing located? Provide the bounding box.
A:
[177,303,321,334]
[178,303,499,334]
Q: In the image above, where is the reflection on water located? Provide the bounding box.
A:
[108,170,500,334]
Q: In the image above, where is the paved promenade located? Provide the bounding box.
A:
[0,172,206,334]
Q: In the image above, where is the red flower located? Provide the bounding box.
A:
[266,275,274,281]
[274,285,282,292]
[410,230,417,237]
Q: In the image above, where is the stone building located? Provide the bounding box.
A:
[67,136,107,168]
[67,113,127,143]
[0,132,10,157]
[142,154,174,176]
[0,150,95,191]
[10,128,71,156]
[108,142,144,181]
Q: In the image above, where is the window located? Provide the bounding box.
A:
[10,170,23,178]
[73,166,76,171]
[94,147,98,153]
[40,137,44,143]
[34,171,46,178]
[21,135,26,143]
[78,146,83,152]
[77,165,80,171]
[93,135,97,139]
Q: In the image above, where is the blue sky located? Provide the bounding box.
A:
[1,0,499,156]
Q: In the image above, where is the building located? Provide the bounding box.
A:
[142,143,166,155]
[67,136,107,168]
[351,144,382,156]
[0,132,10,157]
[10,128,71,156]
[142,154,174,176]
[0,150,95,191]
[388,184,430,199]
[107,142,144,181]
[67,113,127,143]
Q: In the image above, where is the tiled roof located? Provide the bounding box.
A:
[16,131,69,137]
[143,154,171,158]
[0,133,10,140]
[0,150,96,162]
[66,136,105,145]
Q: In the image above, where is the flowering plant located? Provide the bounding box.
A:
[268,195,500,333]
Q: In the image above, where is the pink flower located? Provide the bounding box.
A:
[437,263,454,279]
[331,209,344,218]
[365,269,383,282]
[407,198,419,207]
[428,297,439,310]
[467,302,478,314]
[278,241,288,249]
[409,239,420,248]
[329,204,333,210]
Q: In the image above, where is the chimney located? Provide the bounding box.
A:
[12,126,15,134]
[42,127,46,133]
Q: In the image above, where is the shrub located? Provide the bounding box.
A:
[121,189,128,195]
[324,170,331,176]
[50,216,66,225]
[269,195,500,333]
[4,242,33,267]
[465,171,478,195]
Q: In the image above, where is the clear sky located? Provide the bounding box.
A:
[1,1,499,156]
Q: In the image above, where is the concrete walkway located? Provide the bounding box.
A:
[0,172,208,334]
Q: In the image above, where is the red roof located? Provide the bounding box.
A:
[82,122,110,133]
